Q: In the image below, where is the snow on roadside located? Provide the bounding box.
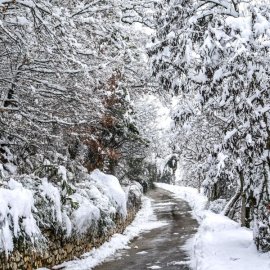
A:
[52,196,167,270]
[193,212,270,270]
[155,183,270,270]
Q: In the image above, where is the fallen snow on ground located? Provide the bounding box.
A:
[52,196,167,270]
[193,212,270,270]
[155,183,270,270]
[136,250,148,255]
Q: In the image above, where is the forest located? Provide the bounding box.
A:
[0,0,269,268]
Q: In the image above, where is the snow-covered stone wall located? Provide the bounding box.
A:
[0,170,143,270]
[0,207,140,270]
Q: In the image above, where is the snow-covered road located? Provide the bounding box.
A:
[53,187,198,270]
[94,187,198,270]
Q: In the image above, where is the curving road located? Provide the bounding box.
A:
[94,187,198,270]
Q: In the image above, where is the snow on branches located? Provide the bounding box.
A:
[150,0,270,251]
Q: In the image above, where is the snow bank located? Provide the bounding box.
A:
[193,212,270,270]
[52,197,167,270]
[155,183,270,270]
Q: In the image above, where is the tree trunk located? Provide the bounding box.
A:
[240,193,247,227]
[223,186,241,216]
[239,170,247,227]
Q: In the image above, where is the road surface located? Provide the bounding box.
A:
[94,187,198,270]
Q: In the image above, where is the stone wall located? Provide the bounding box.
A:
[0,206,139,270]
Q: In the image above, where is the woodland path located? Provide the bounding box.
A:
[94,187,198,270]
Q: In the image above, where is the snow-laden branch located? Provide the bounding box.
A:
[195,0,240,19]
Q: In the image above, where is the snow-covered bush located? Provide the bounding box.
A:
[208,199,227,214]
[125,181,143,210]
[90,170,127,217]
[0,166,138,256]
[0,179,42,255]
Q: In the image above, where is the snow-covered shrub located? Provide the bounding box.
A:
[0,167,131,255]
[90,170,127,217]
[0,179,42,255]
[37,177,73,233]
[208,199,227,214]
[69,170,128,235]
[70,192,101,235]
[125,181,143,210]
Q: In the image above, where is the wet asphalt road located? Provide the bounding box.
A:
[94,187,198,270]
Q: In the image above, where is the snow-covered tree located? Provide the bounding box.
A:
[0,0,156,256]
[0,0,153,177]
[150,0,270,251]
